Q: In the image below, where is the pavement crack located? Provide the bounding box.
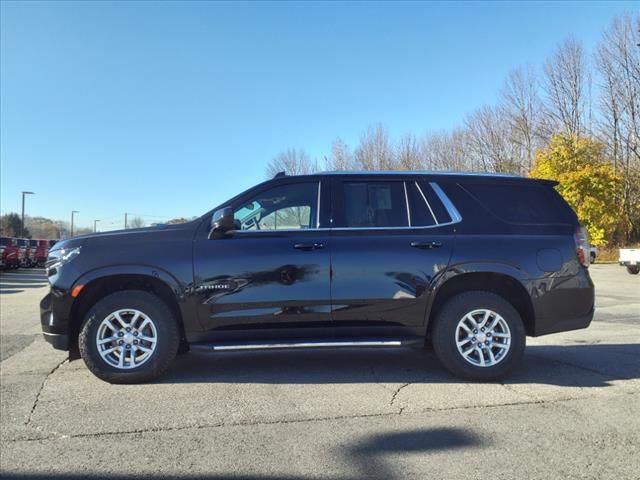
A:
[10,394,627,444]
[389,382,410,411]
[25,358,67,426]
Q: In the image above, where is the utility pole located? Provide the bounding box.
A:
[94,219,100,233]
[21,191,35,237]
[71,210,79,237]
[124,213,128,229]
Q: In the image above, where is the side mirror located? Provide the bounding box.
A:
[209,207,236,239]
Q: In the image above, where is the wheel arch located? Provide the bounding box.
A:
[427,266,536,337]
[68,266,189,359]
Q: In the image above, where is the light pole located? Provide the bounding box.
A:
[21,191,35,237]
[94,219,100,233]
[71,210,79,237]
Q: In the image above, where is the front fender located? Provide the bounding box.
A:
[73,264,186,300]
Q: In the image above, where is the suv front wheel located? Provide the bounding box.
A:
[78,290,180,384]
[432,291,526,381]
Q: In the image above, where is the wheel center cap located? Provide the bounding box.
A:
[123,333,135,345]
[476,333,487,343]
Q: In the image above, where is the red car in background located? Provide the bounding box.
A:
[16,238,31,268]
[34,239,51,267]
[0,237,21,269]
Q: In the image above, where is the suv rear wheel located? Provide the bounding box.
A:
[78,290,180,384]
[432,291,526,381]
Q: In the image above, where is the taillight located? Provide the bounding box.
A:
[574,226,590,268]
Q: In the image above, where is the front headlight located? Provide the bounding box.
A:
[46,247,81,275]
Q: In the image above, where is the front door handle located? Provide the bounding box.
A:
[294,242,325,251]
[410,241,442,250]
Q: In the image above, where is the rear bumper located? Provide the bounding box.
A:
[529,267,595,337]
[532,308,594,336]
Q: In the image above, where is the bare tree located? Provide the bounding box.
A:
[464,105,521,173]
[500,66,544,171]
[542,38,588,137]
[128,216,145,228]
[266,148,318,178]
[325,137,355,171]
[396,133,424,170]
[421,129,470,172]
[595,14,640,242]
[354,124,396,170]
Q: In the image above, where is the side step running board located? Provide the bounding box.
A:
[191,338,422,352]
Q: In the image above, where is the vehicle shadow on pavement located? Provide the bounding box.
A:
[1,427,482,480]
[0,269,48,295]
[160,343,639,388]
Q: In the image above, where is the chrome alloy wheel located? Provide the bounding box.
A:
[455,309,511,367]
[96,309,158,369]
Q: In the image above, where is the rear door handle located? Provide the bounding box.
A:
[294,242,325,251]
[410,241,442,250]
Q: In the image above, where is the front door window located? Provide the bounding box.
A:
[234,182,318,231]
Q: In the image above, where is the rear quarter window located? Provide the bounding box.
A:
[461,182,577,225]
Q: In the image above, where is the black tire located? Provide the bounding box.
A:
[79,290,180,384]
[432,291,526,381]
[628,266,639,275]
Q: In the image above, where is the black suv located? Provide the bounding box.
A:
[41,172,595,383]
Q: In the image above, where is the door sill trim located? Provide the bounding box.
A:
[191,338,420,352]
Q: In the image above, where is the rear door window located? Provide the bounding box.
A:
[336,181,408,228]
[406,182,437,227]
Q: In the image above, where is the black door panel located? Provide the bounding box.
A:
[194,231,332,333]
[330,229,453,335]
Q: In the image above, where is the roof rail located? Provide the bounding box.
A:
[273,171,287,179]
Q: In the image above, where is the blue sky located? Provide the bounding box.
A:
[1,1,636,229]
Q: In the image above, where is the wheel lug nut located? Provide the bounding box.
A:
[473,330,478,334]
[472,337,476,342]
[125,345,131,349]
[133,340,138,345]
[481,327,485,332]
[118,332,124,337]
[118,340,123,345]
[133,331,138,336]
[126,327,131,332]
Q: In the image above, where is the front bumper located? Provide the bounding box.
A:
[40,291,74,351]
[43,331,69,350]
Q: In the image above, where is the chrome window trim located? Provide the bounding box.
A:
[430,182,462,223]
[414,181,439,225]
[228,180,462,234]
[403,182,412,227]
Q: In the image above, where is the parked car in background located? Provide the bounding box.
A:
[619,248,640,275]
[40,171,595,384]
[0,237,21,269]
[35,240,50,267]
[28,239,40,267]
[589,245,598,264]
[15,238,28,267]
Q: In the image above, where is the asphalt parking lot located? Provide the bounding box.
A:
[1,265,638,479]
